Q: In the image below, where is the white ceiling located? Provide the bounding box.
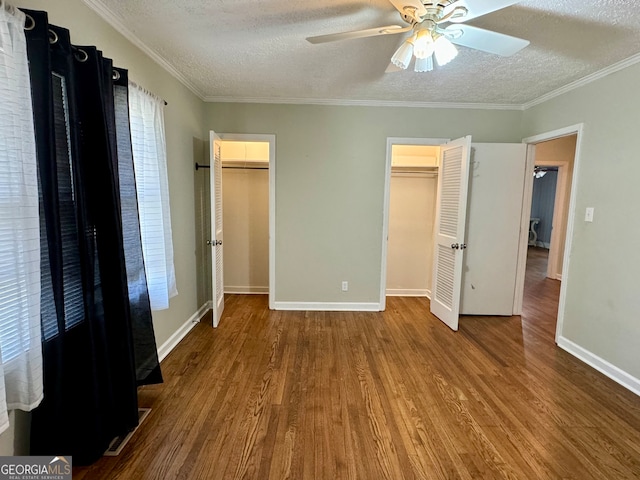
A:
[86,0,640,107]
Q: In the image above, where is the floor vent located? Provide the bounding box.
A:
[104,407,151,457]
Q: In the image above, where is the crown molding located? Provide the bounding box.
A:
[523,52,640,110]
[82,0,205,100]
[206,52,640,111]
[202,95,524,111]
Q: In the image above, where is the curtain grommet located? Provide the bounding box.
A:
[74,48,88,63]
[24,14,35,31]
[113,70,121,81]
[48,29,58,44]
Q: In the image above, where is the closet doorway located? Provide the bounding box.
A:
[381,138,447,307]
[381,138,529,321]
[218,134,275,306]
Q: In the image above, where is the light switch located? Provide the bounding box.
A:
[585,207,594,222]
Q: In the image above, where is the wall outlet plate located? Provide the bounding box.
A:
[585,207,594,222]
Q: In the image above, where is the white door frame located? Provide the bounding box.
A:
[218,133,276,309]
[380,137,449,310]
[514,124,584,343]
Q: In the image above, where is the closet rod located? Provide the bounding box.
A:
[391,170,438,175]
[223,166,269,170]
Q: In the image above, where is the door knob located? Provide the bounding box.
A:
[206,240,212,246]
[451,243,459,249]
[215,240,223,246]
[460,243,467,250]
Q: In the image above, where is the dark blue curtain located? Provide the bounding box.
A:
[23,10,162,465]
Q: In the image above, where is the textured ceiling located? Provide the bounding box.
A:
[87,0,640,106]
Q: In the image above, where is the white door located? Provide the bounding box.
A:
[210,131,224,327]
[460,143,527,315]
[430,136,472,331]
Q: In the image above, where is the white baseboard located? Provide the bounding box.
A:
[557,336,640,397]
[274,302,381,312]
[386,288,430,298]
[157,302,210,362]
[224,286,269,294]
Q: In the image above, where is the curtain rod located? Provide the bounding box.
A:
[18,12,168,106]
[129,80,168,106]
[112,70,168,105]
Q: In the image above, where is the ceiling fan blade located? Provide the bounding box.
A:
[444,24,529,56]
[306,25,409,44]
[387,0,427,19]
[446,0,520,23]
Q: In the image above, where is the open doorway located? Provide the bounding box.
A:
[218,134,275,311]
[386,144,440,297]
[381,137,529,326]
[220,140,270,295]
[515,125,583,343]
[380,138,447,309]
[526,165,560,318]
[531,135,576,282]
[195,133,275,327]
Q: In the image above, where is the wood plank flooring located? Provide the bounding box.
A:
[74,249,640,479]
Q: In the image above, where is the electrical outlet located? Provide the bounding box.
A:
[341,281,348,292]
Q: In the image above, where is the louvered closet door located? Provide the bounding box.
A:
[210,131,225,327]
[430,136,472,331]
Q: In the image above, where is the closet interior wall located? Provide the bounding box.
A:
[386,145,440,297]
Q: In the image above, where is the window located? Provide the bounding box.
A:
[128,83,177,310]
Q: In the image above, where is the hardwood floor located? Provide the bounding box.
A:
[75,251,640,479]
[522,247,561,338]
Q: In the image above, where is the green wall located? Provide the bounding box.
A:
[205,103,523,304]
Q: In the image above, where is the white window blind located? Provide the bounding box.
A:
[128,82,177,310]
[0,4,44,434]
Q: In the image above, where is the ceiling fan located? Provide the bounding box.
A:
[306,0,529,73]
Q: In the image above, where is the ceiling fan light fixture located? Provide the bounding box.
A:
[307,0,531,76]
[414,55,433,72]
[391,36,415,70]
[413,29,435,59]
[434,35,458,66]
